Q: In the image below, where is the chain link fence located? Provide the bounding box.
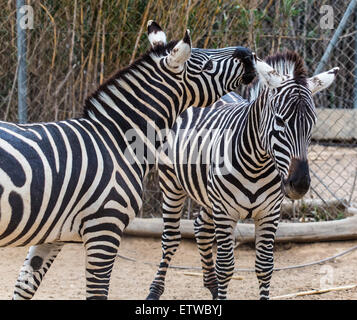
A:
[0,0,356,222]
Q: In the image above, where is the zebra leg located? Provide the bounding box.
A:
[193,207,218,299]
[84,241,119,300]
[13,243,64,299]
[146,191,187,300]
[254,213,279,300]
[214,213,236,300]
[83,215,125,300]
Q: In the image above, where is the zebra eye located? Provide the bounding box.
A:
[202,59,213,71]
[275,117,285,131]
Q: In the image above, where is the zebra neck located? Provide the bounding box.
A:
[83,76,185,176]
[240,98,270,167]
[86,81,182,130]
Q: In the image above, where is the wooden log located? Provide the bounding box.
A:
[124,208,357,243]
[272,214,357,243]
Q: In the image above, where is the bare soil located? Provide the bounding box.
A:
[0,236,357,300]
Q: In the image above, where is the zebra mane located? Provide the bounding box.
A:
[83,40,179,116]
[247,50,307,102]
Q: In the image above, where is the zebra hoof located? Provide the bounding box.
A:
[206,286,218,300]
[146,292,161,300]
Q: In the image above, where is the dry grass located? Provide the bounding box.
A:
[1,0,354,123]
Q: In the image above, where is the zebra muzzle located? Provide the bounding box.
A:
[282,158,311,200]
[233,47,256,85]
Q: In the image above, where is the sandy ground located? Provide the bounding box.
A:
[0,236,357,300]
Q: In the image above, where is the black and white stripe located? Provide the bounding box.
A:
[6,21,256,300]
[147,51,338,300]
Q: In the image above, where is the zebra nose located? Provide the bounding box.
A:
[289,173,310,195]
[233,46,253,60]
[233,47,256,85]
[285,159,311,198]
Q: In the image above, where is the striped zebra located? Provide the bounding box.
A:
[5,21,256,300]
[147,51,338,300]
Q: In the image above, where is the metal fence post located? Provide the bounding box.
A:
[354,10,357,109]
[16,0,28,124]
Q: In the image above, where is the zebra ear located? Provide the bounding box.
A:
[255,57,285,89]
[166,30,191,70]
[147,20,167,48]
[307,67,339,95]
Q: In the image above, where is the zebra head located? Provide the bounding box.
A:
[147,21,256,108]
[254,52,338,200]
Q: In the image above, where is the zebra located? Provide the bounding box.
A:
[5,21,256,300]
[147,51,338,300]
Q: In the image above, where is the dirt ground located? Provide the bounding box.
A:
[0,236,357,300]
